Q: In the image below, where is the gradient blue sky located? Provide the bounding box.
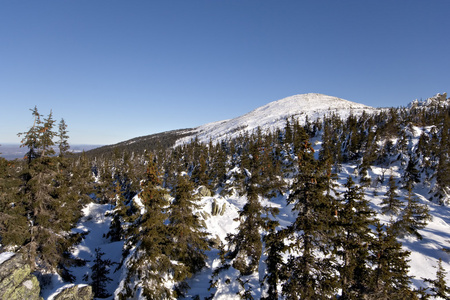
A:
[1,1,449,145]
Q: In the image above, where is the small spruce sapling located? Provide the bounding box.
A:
[85,247,115,298]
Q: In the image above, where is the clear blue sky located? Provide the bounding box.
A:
[1,0,449,145]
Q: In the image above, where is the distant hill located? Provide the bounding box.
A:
[0,144,102,160]
[83,128,194,158]
[175,93,376,146]
[85,93,377,158]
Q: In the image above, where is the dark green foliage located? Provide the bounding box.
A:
[403,156,421,187]
[168,174,209,278]
[381,175,403,215]
[17,106,42,163]
[262,227,284,300]
[0,108,91,283]
[57,118,70,157]
[122,154,176,299]
[0,157,29,247]
[367,222,416,299]
[282,138,338,299]
[335,176,375,299]
[106,183,128,242]
[89,247,114,298]
[226,183,264,276]
[423,258,450,300]
[393,185,431,240]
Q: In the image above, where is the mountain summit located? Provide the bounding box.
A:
[176,93,374,146]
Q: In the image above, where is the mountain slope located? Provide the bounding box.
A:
[175,93,376,146]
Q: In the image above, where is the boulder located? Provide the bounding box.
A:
[211,199,227,216]
[52,284,93,300]
[0,253,42,300]
[198,186,212,197]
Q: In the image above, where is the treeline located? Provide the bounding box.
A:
[0,94,449,299]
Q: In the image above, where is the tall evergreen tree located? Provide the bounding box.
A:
[335,176,375,299]
[88,247,114,298]
[18,106,42,164]
[393,184,431,240]
[168,174,210,296]
[423,258,450,300]
[226,183,264,276]
[57,118,70,157]
[282,138,338,299]
[120,153,175,299]
[14,108,86,281]
[261,225,284,300]
[381,175,403,215]
[367,222,416,299]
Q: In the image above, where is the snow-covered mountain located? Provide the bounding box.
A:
[36,92,450,299]
[175,93,376,146]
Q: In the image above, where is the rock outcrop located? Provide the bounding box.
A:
[0,252,42,300]
[198,186,212,197]
[0,252,94,300]
[51,284,93,300]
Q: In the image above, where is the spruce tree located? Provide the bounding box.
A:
[403,156,421,188]
[393,184,431,240]
[423,258,450,300]
[89,247,114,298]
[381,175,403,215]
[106,182,128,242]
[282,138,338,299]
[15,108,85,280]
[335,176,375,299]
[57,118,70,157]
[168,174,210,295]
[262,226,284,300]
[367,222,416,299]
[121,153,175,299]
[18,106,42,163]
[226,183,264,276]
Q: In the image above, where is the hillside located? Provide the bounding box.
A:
[86,93,376,157]
[2,92,450,300]
[83,128,193,158]
[175,93,377,146]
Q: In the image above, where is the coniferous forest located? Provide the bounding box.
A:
[1,94,450,299]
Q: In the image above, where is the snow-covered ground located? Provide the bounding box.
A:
[40,93,450,299]
[42,203,124,300]
[39,171,450,299]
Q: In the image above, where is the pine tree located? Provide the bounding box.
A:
[89,247,114,298]
[335,176,375,299]
[367,222,416,299]
[281,138,338,299]
[262,226,284,300]
[15,108,85,281]
[168,174,210,296]
[39,110,56,157]
[423,258,450,300]
[121,153,175,299]
[226,183,264,276]
[381,175,403,215]
[403,156,421,188]
[18,106,42,163]
[393,184,431,240]
[106,182,128,242]
[57,118,70,157]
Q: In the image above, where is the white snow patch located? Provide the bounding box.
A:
[0,252,15,265]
